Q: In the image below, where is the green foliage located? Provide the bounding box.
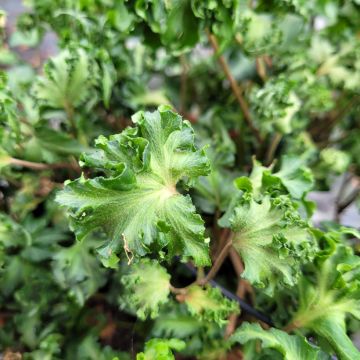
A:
[288,229,360,359]
[119,259,171,319]
[56,106,211,266]
[231,322,324,359]
[220,159,315,294]
[33,49,96,110]
[181,285,239,326]
[1,0,360,358]
[136,338,186,360]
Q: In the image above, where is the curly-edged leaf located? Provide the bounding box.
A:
[231,322,324,360]
[119,259,170,320]
[56,106,211,266]
[152,308,203,339]
[312,317,359,360]
[135,1,199,53]
[220,196,315,294]
[179,285,239,326]
[320,148,351,174]
[0,72,20,139]
[65,334,131,360]
[34,127,88,156]
[136,338,185,360]
[288,230,360,360]
[265,155,314,199]
[52,240,106,306]
[0,213,32,248]
[33,49,96,110]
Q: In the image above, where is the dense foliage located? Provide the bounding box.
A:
[0,0,360,359]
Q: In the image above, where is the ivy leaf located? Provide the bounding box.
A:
[264,155,314,199]
[52,240,106,306]
[119,259,171,320]
[33,49,96,110]
[220,196,315,294]
[136,338,185,360]
[152,307,203,339]
[179,285,239,326]
[231,322,324,359]
[56,106,211,266]
[288,230,360,360]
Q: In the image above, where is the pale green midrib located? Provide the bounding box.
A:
[233,226,275,248]
[233,211,281,243]
[64,173,178,209]
[239,330,299,360]
[292,293,354,328]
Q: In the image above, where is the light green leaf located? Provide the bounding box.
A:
[231,322,324,360]
[220,196,315,294]
[119,259,171,319]
[289,231,360,360]
[181,285,239,326]
[52,240,106,306]
[33,49,95,110]
[136,338,185,360]
[268,155,314,199]
[56,106,211,266]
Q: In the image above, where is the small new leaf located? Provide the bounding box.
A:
[180,285,239,326]
[136,338,185,360]
[120,259,171,320]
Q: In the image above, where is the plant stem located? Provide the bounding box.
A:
[225,279,245,338]
[229,247,244,275]
[198,235,233,286]
[266,132,282,165]
[9,157,79,171]
[64,100,77,137]
[179,54,188,115]
[283,321,299,333]
[169,284,187,295]
[206,29,263,145]
[256,56,267,82]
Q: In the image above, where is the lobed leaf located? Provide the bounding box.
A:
[56,106,211,266]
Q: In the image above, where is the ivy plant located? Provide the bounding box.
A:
[0,0,360,359]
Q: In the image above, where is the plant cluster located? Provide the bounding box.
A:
[0,0,360,359]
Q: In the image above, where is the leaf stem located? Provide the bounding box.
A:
[179,54,188,115]
[266,132,282,165]
[283,321,299,333]
[198,235,233,286]
[206,29,263,145]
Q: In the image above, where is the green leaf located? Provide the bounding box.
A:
[33,49,96,110]
[152,308,203,339]
[181,285,239,326]
[52,240,106,306]
[34,127,88,156]
[289,230,360,360]
[231,322,323,359]
[313,317,360,360]
[220,196,315,294]
[56,106,211,266]
[119,259,171,319]
[266,155,314,199]
[136,338,185,360]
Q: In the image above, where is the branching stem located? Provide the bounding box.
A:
[206,29,263,144]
